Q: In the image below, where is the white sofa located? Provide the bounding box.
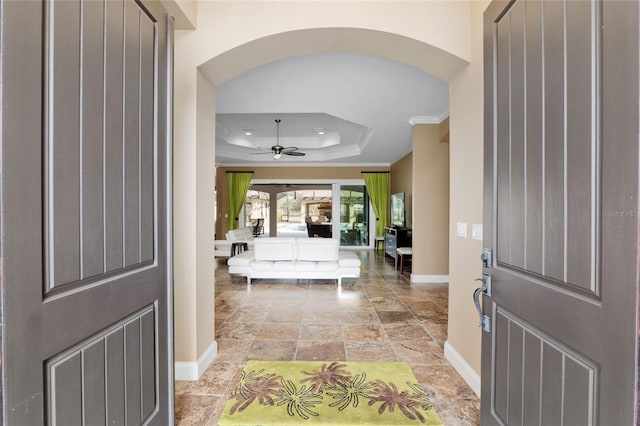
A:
[214,227,254,257]
[227,237,361,285]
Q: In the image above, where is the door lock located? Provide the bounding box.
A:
[481,248,492,268]
[475,273,491,296]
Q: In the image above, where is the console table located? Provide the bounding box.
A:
[384,227,412,261]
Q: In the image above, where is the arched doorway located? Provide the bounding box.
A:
[172,7,472,383]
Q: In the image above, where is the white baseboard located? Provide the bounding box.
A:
[174,340,218,381]
[410,274,449,283]
[444,341,480,397]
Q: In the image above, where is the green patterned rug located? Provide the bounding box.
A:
[218,360,443,425]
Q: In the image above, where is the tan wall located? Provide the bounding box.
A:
[390,153,413,228]
[173,70,216,363]
[159,0,197,29]
[440,117,450,143]
[183,2,471,86]
[411,125,449,277]
[216,166,389,238]
[195,73,216,358]
[447,0,490,378]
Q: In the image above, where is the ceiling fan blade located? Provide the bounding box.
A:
[250,121,306,158]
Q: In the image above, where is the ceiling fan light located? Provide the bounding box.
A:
[274,152,282,160]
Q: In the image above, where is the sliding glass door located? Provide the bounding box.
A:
[244,189,269,235]
[246,181,371,247]
[339,185,369,246]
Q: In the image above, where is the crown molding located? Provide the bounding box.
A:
[216,162,393,168]
[408,111,450,126]
[391,150,413,165]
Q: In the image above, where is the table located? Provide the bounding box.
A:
[396,247,412,274]
[230,241,249,257]
[374,236,385,253]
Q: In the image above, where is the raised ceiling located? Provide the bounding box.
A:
[215,53,449,166]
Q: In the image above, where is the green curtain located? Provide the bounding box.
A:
[362,172,389,237]
[227,172,253,230]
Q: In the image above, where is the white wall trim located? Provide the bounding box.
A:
[174,362,198,381]
[444,341,480,397]
[410,274,449,283]
[408,111,450,125]
[174,340,218,381]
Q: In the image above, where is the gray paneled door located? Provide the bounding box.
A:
[482,1,638,424]
[1,0,173,424]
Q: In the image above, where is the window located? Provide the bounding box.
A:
[244,190,269,234]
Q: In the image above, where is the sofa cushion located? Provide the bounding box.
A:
[294,261,317,272]
[296,238,339,262]
[227,251,253,266]
[254,238,296,261]
[226,227,254,242]
[273,261,295,272]
[250,260,273,271]
[338,251,361,267]
[316,261,339,272]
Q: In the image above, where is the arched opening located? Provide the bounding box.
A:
[173,18,481,399]
[198,27,468,87]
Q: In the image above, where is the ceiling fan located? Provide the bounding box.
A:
[254,119,306,159]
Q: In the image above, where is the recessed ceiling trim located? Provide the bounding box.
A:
[408,111,450,126]
[215,53,450,166]
[216,162,393,168]
[358,128,376,150]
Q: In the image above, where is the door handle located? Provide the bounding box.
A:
[473,287,483,327]
[473,276,491,332]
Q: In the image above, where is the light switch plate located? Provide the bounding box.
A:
[456,222,467,238]
[472,224,483,240]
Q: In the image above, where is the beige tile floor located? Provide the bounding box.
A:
[175,250,480,425]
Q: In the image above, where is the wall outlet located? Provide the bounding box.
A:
[472,224,483,240]
[456,222,467,238]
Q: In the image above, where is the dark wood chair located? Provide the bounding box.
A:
[252,218,264,236]
[307,223,332,238]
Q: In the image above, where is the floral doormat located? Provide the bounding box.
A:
[218,360,443,425]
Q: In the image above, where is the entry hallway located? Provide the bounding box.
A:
[175,250,480,425]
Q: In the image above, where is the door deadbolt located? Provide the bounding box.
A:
[481,248,492,268]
